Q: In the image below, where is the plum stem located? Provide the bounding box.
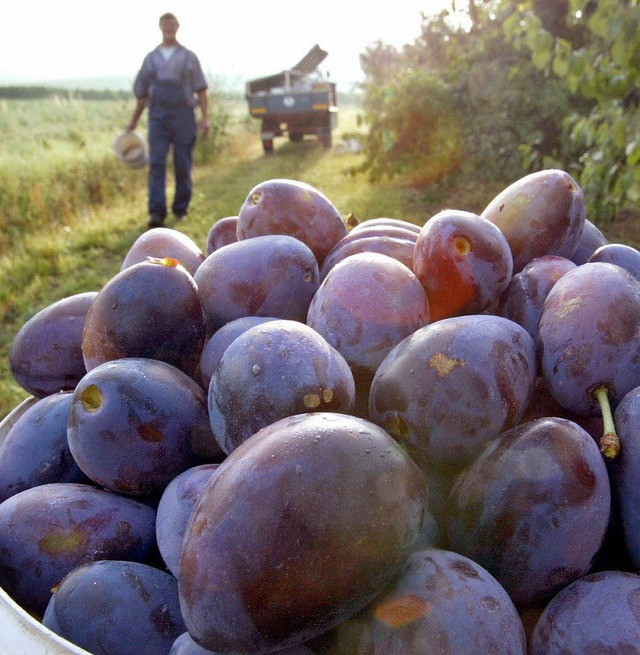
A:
[594,385,620,459]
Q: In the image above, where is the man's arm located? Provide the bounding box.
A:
[197,88,210,137]
[127,97,147,132]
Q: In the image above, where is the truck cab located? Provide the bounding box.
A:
[246,45,338,153]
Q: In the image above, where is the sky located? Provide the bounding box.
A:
[1,1,456,92]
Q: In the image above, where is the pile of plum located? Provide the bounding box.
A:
[4,169,640,654]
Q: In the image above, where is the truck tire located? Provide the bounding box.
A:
[319,130,332,149]
[262,138,274,154]
[319,115,333,149]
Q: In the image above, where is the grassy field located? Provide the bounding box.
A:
[0,94,635,420]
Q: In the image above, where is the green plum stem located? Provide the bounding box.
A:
[594,385,620,459]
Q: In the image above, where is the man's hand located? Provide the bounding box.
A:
[198,117,210,137]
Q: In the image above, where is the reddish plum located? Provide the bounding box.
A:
[413,209,513,321]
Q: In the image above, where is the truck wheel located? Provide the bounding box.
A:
[289,131,303,142]
[319,115,333,148]
[262,138,274,154]
[319,130,332,149]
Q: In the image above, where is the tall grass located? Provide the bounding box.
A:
[0,93,233,255]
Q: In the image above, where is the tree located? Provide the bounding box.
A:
[356,1,574,189]
[504,0,640,220]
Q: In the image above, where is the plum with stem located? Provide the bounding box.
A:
[536,262,640,458]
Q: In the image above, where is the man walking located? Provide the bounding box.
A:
[127,12,209,228]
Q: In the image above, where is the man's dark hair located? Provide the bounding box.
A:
[159,12,178,23]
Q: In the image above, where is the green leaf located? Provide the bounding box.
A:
[626,141,640,166]
[552,38,573,78]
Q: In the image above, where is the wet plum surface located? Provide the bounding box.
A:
[68,358,222,496]
[446,417,611,608]
[43,559,186,655]
[197,316,278,390]
[178,412,429,654]
[369,314,537,472]
[207,319,355,454]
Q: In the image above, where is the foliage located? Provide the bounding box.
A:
[355,4,574,192]
[355,0,640,222]
[354,48,462,185]
[0,85,131,100]
[503,0,640,221]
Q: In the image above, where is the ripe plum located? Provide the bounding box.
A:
[307,252,429,419]
[0,391,87,502]
[237,178,347,266]
[120,227,205,276]
[156,463,220,577]
[498,255,576,340]
[349,217,421,235]
[569,218,608,265]
[42,559,185,655]
[588,242,640,281]
[610,386,640,569]
[320,235,417,281]
[352,548,527,654]
[481,169,586,272]
[82,258,205,378]
[413,209,513,321]
[369,314,537,472]
[178,412,428,654]
[207,319,355,453]
[529,570,640,654]
[197,316,278,390]
[446,417,611,608]
[537,262,640,455]
[9,291,97,398]
[68,358,221,496]
[205,215,238,255]
[194,234,319,336]
[0,482,157,616]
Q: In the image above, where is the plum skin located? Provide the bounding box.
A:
[178,412,429,654]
